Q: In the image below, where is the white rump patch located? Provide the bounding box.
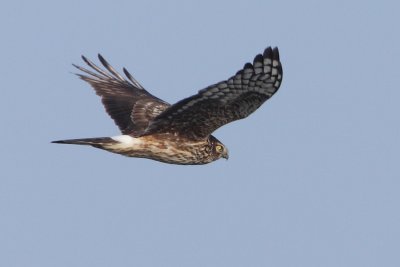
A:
[111,135,142,145]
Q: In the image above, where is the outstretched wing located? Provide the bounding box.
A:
[145,47,282,140]
[74,54,170,136]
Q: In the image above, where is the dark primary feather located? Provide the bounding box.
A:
[145,47,283,140]
[74,54,170,136]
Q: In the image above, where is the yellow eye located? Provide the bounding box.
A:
[215,145,223,153]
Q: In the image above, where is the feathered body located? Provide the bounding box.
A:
[54,134,224,165]
[53,47,283,165]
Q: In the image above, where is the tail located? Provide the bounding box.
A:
[51,137,117,148]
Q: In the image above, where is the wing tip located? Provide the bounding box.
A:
[243,62,253,69]
[81,55,89,64]
[254,54,263,64]
[262,46,281,65]
[97,53,108,68]
[262,46,279,58]
[263,47,273,58]
[272,47,280,61]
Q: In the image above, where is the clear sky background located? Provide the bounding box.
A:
[1,1,399,266]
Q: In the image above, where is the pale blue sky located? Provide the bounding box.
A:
[1,1,399,266]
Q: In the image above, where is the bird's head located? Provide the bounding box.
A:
[209,136,229,160]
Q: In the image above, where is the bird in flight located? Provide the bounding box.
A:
[52,47,283,165]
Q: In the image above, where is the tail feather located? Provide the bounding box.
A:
[51,137,117,148]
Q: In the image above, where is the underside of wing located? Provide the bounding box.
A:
[145,47,283,140]
[74,54,170,136]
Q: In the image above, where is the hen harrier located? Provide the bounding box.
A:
[52,47,283,165]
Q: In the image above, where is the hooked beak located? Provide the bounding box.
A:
[222,150,229,160]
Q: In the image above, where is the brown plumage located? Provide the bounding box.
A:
[52,47,283,165]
